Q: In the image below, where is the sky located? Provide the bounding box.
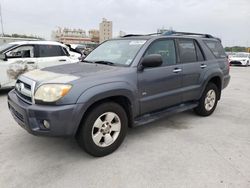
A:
[1,0,250,46]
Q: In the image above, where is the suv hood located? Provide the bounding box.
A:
[22,63,120,84]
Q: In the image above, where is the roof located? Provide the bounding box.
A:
[9,40,66,47]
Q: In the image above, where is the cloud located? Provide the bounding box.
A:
[1,0,250,46]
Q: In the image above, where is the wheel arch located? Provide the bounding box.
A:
[200,74,222,100]
[74,83,138,136]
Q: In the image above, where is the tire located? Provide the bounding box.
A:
[76,102,128,157]
[194,83,219,116]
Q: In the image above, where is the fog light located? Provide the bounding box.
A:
[43,120,50,129]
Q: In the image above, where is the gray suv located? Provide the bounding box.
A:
[8,32,230,157]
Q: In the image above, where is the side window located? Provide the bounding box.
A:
[145,39,176,66]
[195,42,205,61]
[204,40,227,59]
[38,45,65,57]
[178,39,197,63]
[6,45,34,58]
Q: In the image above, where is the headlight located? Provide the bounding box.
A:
[34,84,72,103]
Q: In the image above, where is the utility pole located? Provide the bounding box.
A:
[0,3,4,37]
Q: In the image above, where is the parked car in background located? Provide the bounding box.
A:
[225,52,236,59]
[68,44,86,54]
[67,43,98,56]
[0,41,81,89]
[229,52,250,66]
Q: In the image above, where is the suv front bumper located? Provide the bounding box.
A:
[8,90,85,137]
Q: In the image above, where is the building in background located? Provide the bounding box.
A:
[52,18,113,44]
[51,27,92,44]
[99,18,113,43]
[89,29,100,43]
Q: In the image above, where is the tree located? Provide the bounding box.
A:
[224,46,249,52]
[3,33,44,40]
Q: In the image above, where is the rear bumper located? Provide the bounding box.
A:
[222,75,230,89]
[8,89,85,137]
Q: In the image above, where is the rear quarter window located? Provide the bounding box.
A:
[204,40,226,59]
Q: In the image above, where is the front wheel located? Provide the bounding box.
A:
[76,102,128,157]
[194,83,219,116]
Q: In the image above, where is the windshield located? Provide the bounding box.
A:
[0,43,17,54]
[84,39,146,66]
[234,53,249,58]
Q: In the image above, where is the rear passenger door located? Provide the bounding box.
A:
[138,39,183,115]
[177,39,206,102]
[36,45,71,69]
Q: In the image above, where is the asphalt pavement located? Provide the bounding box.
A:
[0,66,250,188]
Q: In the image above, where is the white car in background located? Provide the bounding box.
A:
[229,52,250,66]
[0,41,81,89]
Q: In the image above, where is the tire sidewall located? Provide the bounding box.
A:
[195,83,219,116]
[79,102,128,157]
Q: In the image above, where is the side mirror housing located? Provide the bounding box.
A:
[140,54,163,69]
[0,53,7,61]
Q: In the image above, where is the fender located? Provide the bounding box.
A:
[76,81,139,117]
[199,69,223,99]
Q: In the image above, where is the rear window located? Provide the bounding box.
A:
[204,40,226,59]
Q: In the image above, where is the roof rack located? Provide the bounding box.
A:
[161,30,221,41]
[122,34,144,37]
[122,33,161,38]
[161,30,213,38]
[122,31,221,41]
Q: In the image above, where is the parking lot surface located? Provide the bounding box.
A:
[0,67,250,188]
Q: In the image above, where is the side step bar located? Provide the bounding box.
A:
[134,102,199,127]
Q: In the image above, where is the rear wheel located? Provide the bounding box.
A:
[194,83,219,116]
[76,102,128,157]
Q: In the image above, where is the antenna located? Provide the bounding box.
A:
[0,3,4,37]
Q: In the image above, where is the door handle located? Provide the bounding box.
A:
[27,62,35,64]
[200,64,207,69]
[59,59,66,62]
[173,68,182,73]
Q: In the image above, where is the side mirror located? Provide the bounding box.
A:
[0,53,7,61]
[140,54,163,69]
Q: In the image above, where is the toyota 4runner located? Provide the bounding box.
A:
[8,31,230,157]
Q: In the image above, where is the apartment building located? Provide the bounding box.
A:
[52,27,91,44]
[99,18,113,43]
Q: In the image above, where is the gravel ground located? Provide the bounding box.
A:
[0,66,250,188]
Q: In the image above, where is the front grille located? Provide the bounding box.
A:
[9,104,24,123]
[15,78,35,104]
[230,61,242,65]
[17,92,32,102]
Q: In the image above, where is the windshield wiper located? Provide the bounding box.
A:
[82,60,94,64]
[82,60,121,66]
[94,61,115,66]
